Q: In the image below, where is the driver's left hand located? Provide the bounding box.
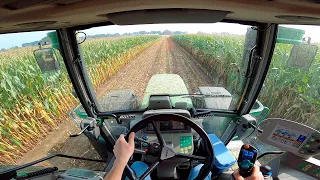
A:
[114,132,135,165]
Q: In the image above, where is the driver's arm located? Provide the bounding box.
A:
[233,165,264,180]
[104,133,135,180]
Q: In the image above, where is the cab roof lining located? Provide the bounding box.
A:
[0,0,320,33]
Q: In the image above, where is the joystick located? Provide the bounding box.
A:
[237,144,258,178]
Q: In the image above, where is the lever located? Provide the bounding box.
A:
[69,125,90,137]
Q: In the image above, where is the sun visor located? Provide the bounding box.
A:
[105,9,231,25]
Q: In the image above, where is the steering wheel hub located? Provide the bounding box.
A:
[160,145,176,160]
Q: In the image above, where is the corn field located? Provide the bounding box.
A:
[172,34,246,109]
[0,35,160,164]
[172,34,320,130]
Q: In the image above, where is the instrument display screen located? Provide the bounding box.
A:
[145,121,188,132]
[268,124,309,148]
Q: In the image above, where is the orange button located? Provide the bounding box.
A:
[244,144,250,149]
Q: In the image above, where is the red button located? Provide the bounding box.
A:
[244,144,250,149]
[316,139,320,143]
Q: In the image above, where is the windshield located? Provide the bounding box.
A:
[78,23,257,112]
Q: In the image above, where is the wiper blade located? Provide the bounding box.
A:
[168,94,230,98]
[192,108,237,117]
[15,167,58,180]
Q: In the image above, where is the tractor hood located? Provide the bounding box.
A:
[140,74,193,109]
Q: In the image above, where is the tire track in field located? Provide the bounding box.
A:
[96,37,169,102]
[168,38,217,93]
[96,36,217,101]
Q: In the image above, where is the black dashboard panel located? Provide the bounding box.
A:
[144,121,191,133]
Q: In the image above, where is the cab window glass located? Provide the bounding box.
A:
[0,31,104,169]
[245,25,320,161]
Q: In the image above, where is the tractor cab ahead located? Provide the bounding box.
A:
[0,1,320,180]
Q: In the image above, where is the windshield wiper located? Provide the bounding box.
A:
[191,108,238,117]
[168,93,230,98]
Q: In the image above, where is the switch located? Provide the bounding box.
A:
[244,144,250,149]
[308,149,315,153]
[142,142,148,147]
[240,159,253,169]
[142,135,148,140]
[306,144,310,148]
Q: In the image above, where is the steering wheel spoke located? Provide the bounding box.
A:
[175,153,207,162]
[125,164,138,180]
[151,121,166,146]
[139,160,160,180]
[134,148,147,155]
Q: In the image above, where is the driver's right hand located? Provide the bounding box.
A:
[233,165,264,180]
[113,132,135,166]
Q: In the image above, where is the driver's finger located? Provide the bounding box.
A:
[232,169,244,180]
[252,165,260,173]
[118,134,125,141]
[128,132,135,146]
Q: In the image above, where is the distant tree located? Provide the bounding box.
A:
[173,31,185,34]
[197,31,208,35]
[22,41,39,47]
[162,30,173,35]
[221,32,230,35]
[150,31,161,35]
[139,31,147,35]
[0,48,6,51]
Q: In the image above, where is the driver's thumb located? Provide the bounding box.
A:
[128,132,135,146]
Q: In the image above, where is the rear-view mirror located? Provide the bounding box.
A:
[33,48,61,73]
[288,44,318,71]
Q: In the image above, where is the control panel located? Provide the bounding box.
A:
[257,118,320,158]
[298,132,320,155]
[144,121,190,133]
[180,136,193,154]
[139,133,194,155]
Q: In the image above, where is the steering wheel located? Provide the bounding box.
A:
[124,114,214,180]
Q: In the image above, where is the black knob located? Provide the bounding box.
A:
[260,165,272,177]
[260,165,271,173]
[308,149,315,153]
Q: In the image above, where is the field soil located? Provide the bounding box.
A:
[17,37,217,169]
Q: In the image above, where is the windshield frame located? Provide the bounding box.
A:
[58,19,276,120]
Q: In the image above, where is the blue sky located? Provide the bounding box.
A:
[0,23,320,49]
[0,30,51,49]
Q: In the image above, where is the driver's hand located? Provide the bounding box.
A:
[113,133,135,166]
[233,165,264,180]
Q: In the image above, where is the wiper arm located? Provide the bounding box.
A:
[169,94,230,98]
[191,108,237,117]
